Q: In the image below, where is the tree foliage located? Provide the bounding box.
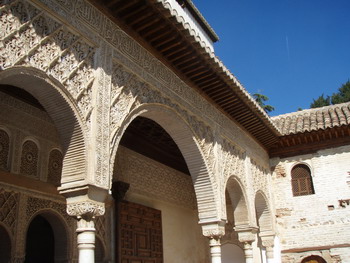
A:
[310,94,330,108]
[253,93,275,113]
[310,80,350,108]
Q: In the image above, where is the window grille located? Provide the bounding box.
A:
[291,164,314,196]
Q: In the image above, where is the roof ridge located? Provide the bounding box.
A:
[272,101,350,119]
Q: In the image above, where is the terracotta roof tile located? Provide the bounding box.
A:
[272,102,350,135]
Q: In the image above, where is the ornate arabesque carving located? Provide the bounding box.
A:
[0,189,19,234]
[110,64,216,179]
[0,129,10,171]
[47,149,63,185]
[221,138,246,182]
[66,201,105,219]
[20,140,38,178]
[115,146,197,209]
[251,159,269,193]
[0,0,96,126]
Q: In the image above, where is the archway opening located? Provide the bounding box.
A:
[222,178,249,263]
[112,115,210,262]
[25,215,55,263]
[301,255,327,263]
[0,225,11,262]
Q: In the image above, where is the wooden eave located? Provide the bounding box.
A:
[269,125,350,158]
[89,0,280,150]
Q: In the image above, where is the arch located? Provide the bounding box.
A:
[25,210,70,263]
[0,223,12,262]
[255,191,273,233]
[225,176,250,226]
[221,243,245,263]
[111,104,219,221]
[291,163,315,196]
[301,255,327,263]
[0,67,88,185]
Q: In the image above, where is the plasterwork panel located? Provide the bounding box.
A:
[0,0,96,128]
[0,188,19,235]
[115,146,197,209]
[251,159,270,195]
[47,149,63,186]
[20,140,39,179]
[0,129,10,171]
[110,64,216,182]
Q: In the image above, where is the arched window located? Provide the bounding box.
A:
[0,129,10,171]
[20,140,39,179]
[301,255,327,263]
[291,164,314,196]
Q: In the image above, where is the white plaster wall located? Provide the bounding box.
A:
[271,145,350,262]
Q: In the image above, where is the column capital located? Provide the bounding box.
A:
[67,200,105,220]
[260,232,275,248]
[234,225,258,244]
[201,220,226,239]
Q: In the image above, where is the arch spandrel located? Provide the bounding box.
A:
[110,103,221,222]
[0,67,88,189]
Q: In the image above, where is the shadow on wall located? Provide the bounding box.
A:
[222,243,245,263]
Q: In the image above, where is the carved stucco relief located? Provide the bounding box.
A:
[115,146,197,209]
[110,64,217,188]
[0,0,96,130]
[33,0,268,160]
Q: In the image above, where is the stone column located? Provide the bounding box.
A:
[235,226,258,263]
[67,200,105,263]
[201,221,226,263]
[261,235,275,263]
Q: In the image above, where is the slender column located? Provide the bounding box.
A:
[243,242,254,263]
[235,225,258,263]
[201,221,226,263]
[67,199,105,263]
[209,238,222,263]
[77,218,96,263]
[261,235,275,263]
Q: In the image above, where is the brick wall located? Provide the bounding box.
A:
[271,145,350,262]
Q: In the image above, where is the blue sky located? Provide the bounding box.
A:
[193,0,350,116]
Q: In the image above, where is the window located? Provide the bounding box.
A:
[291,164,314,196]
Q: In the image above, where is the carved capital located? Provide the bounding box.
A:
[67,200,105,220]
[261,234,275,248]
[234,225,258,244]
[201,221,226,239]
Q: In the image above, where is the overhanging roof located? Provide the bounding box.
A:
[89,0,281,149]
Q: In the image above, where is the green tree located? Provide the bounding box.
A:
[253,93,275,113]
[331,80,350,104]
[310,94,330,108]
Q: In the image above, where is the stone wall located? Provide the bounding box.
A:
[271,145,350,262]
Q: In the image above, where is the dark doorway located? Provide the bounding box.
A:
[25,215,55,263]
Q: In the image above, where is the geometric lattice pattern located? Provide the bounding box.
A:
[291,164,314,196]
[20,140,38,179]
[0,189,18,234]
[0,130,10,171]
[47,149,63,186]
